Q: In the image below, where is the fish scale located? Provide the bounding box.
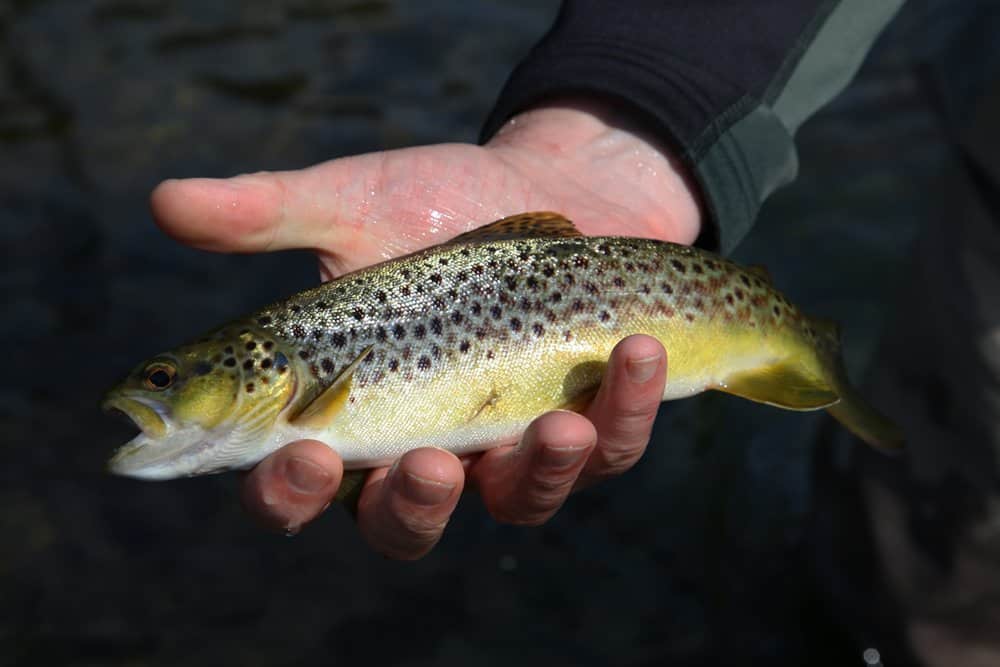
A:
[104,212,902,480]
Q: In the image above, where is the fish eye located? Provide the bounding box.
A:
[143,363,176,391]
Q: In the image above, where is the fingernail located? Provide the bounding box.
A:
[626,354,659,384]
[401,472,455,506]
[542,445,590,469]
[285,456,332,494]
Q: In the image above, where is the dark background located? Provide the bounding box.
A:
[0,1,975,665]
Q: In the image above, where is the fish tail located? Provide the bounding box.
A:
[810,317,904,452]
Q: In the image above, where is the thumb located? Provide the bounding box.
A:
[149,153,385,255]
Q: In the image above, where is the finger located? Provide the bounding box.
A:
[149,156,383,254]
[471,410,597,526]
[578,334,667,487]
[240,439,343,534]
[357,447,464,560]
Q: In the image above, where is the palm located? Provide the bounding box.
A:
[295,142,690,280]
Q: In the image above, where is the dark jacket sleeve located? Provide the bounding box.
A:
[480,0,904,253]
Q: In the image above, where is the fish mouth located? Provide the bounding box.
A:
[102,395,186,480]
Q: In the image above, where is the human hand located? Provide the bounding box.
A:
[151,98,700,558]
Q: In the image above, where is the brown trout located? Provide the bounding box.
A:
[103,212,902,480]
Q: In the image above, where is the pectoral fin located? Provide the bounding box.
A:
[716,363,839,411]
[292,346,373,429]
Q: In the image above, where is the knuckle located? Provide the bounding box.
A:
[593,443,645,477]
[397,512,449,540]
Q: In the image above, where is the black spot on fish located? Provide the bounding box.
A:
[430,273,443,283]
[351,308,365,321]
[388,358,399,372]
[245,383,255,393]
[393,324,406,340]
[490,305,502,319]
[418,356,431,370]
[290,305,302,313]
[291,324,305,338]
[574,256,589,269]
[599,310,610,322]
[471,302,482,316]
[414,324,426,339]
[298,349,311,360]
[401,285,411,297]
[257,316,272,326]
[741,275,751,287]
[550,291,562,303]
[526,277,539,290]
[532,323,545,337]
[243,359,254,370]
[430,318,443,335]
[472,264,484,275]
[331,332,347,348]
[194,361,213,376]
[475,328,487,340]
[692,263,704,274]
[456,271,468,282]
[224,357,236,367]
[263,341,274,351]
[510,317,522,332]
[671,260,686,273]
[613,277,625,288]
[376,326,387,341]
[376,290,387,303]
[245,341,256,351]
[734,288,745,301]
[321,358,335,374]
[451,311,463,324]
[433,297,446,310]
[438,257,449,266]
[459,340,470,353]
[261,358,273,369]
[726,294,734,305]
[505,276,518,290]
[542,265,555,278]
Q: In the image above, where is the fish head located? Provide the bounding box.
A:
[103,326,298,480]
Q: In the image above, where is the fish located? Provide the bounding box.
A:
[103,212,902,482]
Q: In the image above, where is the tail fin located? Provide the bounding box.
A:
[825,360,904,452]
[808,316,904,452]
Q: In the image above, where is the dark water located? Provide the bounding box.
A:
[0,1,984,665]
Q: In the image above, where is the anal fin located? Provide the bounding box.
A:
[715,362,839,411]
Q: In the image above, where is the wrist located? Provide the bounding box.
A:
[484,98,703,244]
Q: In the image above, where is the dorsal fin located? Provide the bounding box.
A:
[291,345,373,429]
[446,212,583,244]
[746,265,772,283]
